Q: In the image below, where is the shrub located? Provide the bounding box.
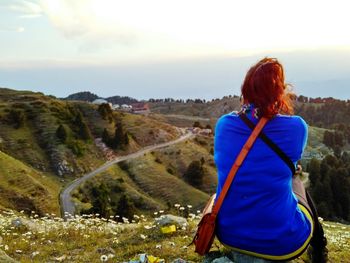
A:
[183,160,204,187]
[7,109,25,128]
[56,124,68,143]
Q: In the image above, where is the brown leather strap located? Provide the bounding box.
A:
[212,117,269,216]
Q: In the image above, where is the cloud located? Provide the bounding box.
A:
[5,0,43,18]
[0,26,25,33]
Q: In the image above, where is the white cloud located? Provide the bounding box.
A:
[0,26,25,33]
[38,0,350,52]
[6,0,43,18]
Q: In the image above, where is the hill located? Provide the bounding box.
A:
[65,91,139,105]
[65,91,99,102]
[72,136,215,217]
[0,151,60,215]
[0,88,181,216]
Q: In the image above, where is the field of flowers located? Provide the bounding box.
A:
[0,208,349,263]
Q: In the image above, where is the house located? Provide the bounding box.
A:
[112,104,120,110]
[92,99,109,105]
[131,103,150,114]
[121,104,132,111]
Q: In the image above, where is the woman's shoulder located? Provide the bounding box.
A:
[216,112,241,128]
[273,114,308,130]
[216,113,308,132]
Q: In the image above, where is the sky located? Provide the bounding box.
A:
[0,0,350,100]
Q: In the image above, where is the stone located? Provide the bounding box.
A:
[171,259,188,263]
[212,257,234,263]
[96,247,115,255]
[155,214,188,227]
[11,218,23,228]
[0,250,18,263]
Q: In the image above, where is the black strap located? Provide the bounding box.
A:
[239,114,296,175]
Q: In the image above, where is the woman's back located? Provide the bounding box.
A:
[214,111,312,259]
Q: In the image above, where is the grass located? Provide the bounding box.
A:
[0,151,61,215]
[73,137,216,217]
[0,210,349,263]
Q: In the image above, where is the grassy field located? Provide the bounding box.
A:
[0,210,348,262]
[0,151,61,215]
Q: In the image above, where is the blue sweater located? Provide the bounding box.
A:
[214,112,312,257]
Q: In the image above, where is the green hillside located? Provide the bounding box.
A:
[0,151,60,215]
[73,137,215,217]
[0,88,181,215]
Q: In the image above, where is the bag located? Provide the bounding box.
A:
[192,117,269,255]
[192,194,216,255]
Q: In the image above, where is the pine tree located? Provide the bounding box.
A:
[90,183,111,218]
[184,160,204,187]
[102,128,111,146]
[74,112,92,141]
[307,158,321,187]
[116,194,136,221]
[56,124,68,143]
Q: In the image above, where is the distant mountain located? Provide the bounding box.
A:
[65,91,139,105]
[106,95,139,105]
[65,91,99,102]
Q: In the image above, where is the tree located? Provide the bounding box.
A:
[90,183,111,218]
[56,124,68,143]
[74,112,92,141]
[8,109,25,129]
[116,194,136,221]
[110,122,129,150]
[184,160,204,187]
[98,103,113,123]
[307,158,320,187]
[102,128,111,146]
[193,121,202,129]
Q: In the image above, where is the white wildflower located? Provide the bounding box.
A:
[169,241,176,246]
[174,204,180,208]
[187,205,192,209]
[100,255,108,262]
[15,250,22,253]
[4,245,8,251]
[156,244,162,249]
[154,212,158,215]
[159,210,164,214]
[179,207,185,211]
[140,234,147,240]
[32,251,40,257]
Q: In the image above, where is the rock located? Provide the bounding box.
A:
[0,250,18,263]
[212,257,234,263]
[155,214,188,227]
[171,259,188,263]
[53,255,66,262]
[96,247,115,255]
[11,218,23,228]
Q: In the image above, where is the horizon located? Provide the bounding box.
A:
[1,1,350,100]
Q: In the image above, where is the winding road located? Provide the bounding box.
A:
[60,132,194,217]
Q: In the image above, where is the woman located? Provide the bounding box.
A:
[214,58,315,262]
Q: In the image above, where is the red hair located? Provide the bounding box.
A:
[241,57,294,118]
